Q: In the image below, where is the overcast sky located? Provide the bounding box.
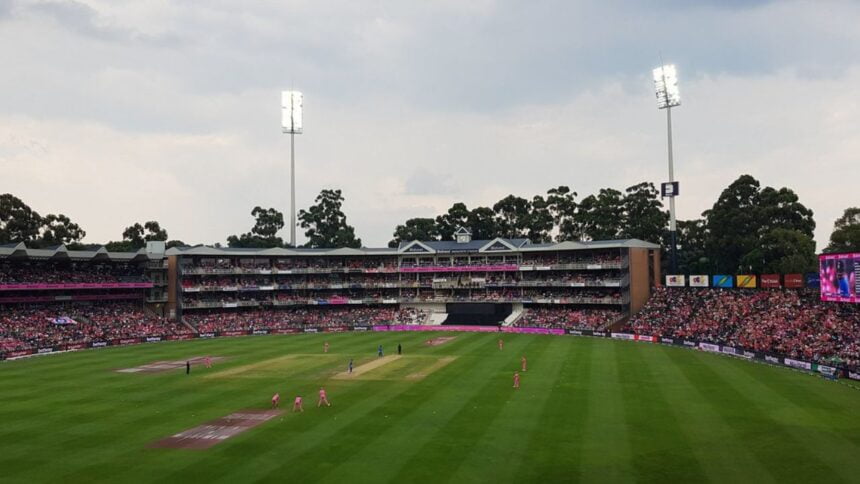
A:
[2,0,858,249]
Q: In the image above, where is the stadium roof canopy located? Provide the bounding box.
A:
[165,238,659,257]
[0,242,162,262]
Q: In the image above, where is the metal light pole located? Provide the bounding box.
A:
[653,64,681,273]
[282,91,303,248]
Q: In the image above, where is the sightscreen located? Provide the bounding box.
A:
[819,253,859,303]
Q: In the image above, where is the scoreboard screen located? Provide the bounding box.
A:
[820,253,860,303]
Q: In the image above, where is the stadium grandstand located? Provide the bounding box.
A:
[3,233,859,378]
[166,229,660,334]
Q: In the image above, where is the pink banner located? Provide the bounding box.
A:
[500,327,565,335]
[0,282,153,291]
[399,265,518,273]
[387,324,499,332]
[0,293,143,303]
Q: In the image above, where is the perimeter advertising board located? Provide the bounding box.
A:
[736,275,757,288]
[665,275,685,287]
[689,275,708,287]
[712,275,733,288]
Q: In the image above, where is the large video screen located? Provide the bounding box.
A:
[820,253,859,303]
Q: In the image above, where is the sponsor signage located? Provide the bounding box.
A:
[665,275,685,287]
[817,365,836,376]
[304,328,319,333]
[611,333,634,340]
[220,331,246,337]
[118,338,139,345]
[65,343,87,350]
[849,371,860,381]
[805,272,821,289]
[736,275,757,288]
[91,341,108,348]
[712,275,733,288]
[252,330,270,335]
[765,355,780,364]
[699,343,720,352]
[37,347,54,354]
[167,334,194,341]
[271,328,301,334]
[199,332,216,338]
[352,326,369,331]
[661,337,675,344]
[145,337,162,343]
[760,274,781,288]
[661,181,679,198]
[7,350,34,358]
[783,358,812,370]
[784,274,803,288]
[721,346,738,355]
[568,329,583,335]
[400,265,519,273]
[324,326,349,333]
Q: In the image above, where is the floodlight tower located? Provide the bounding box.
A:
[653,64,681,273]
[281,91,303,248]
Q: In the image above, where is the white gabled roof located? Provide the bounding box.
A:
[398,240,436,254]
[478,238,517,252]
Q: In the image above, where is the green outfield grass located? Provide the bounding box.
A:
[1,332,859,483]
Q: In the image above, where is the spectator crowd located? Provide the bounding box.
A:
[516,307,622,330]
[0,302,190,354]
[0,263,147,285]
[626,287,860,370]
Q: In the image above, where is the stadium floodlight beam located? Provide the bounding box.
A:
[281,91,303,248]
[653,64,681,274]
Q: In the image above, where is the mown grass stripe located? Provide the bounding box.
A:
[672,348,842,483]
[577,340,634,483]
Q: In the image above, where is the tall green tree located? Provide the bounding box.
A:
[298,189,361,248]
[0,194,42,244]
[107,221,171,251]
[740,228,817,273]
[435,203,471,241]
[467,206,500,240]
[621,182,668,243]
[493,195,532,239]
[227,207,285,248]
[37,214,86,247]
[525,195,554,243]
[824,207,860,253]
[389,218,439,247]
[575,188,626,240]
[675,219,711,274]
[704,175,816,273]
[546,186,579,242]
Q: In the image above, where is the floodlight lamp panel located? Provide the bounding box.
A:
[652,64,681,109]
[281,90,304,134]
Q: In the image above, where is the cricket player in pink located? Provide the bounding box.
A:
[318,387,331,407]
[521,355,527,372]
[324,342,330,353]
[513,372,520,389]
[498,339,504,350]
[205,356,212,369]
[293,395,304,412]
[271,392,280,408]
